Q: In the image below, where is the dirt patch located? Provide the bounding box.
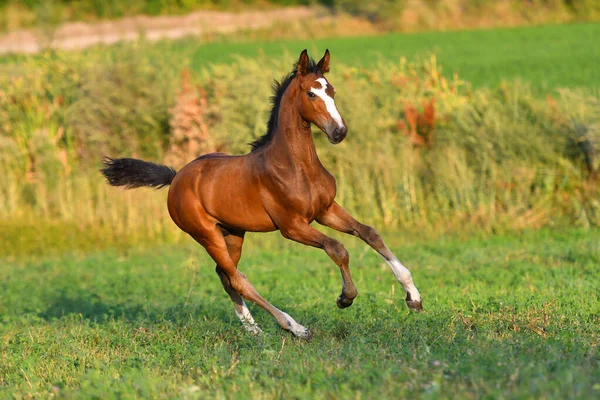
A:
[0,7,316,55]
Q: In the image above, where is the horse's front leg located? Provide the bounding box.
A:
[278,219,358,309]
[317,202,423,311]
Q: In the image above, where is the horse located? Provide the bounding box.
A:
[101,49,422,339]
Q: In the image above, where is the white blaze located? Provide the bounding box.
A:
[311,78,344,128]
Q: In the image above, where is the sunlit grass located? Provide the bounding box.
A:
[1,228,598,398]
[170,23,600,92]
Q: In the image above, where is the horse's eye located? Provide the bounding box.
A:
[307,92,316,98]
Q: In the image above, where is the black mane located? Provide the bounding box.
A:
[250,57,319,151]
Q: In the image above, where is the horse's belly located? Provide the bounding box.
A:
[202,180,277,232]
[212,204,277,233]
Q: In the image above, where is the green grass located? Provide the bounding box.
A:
[181,23,600,92]
[2,23,598,92]
[1,228,599,398]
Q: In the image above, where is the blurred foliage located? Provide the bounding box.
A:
[331,0,405,23]
[0,43,599,251]
[0,0,598,32]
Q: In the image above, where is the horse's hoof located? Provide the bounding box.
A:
[282,312,312,340]
[243,323,263,335]
[406,299,423,312]
[336,295,354,309]
[292,328,312,340]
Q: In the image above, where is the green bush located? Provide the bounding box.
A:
[65,44,180,161]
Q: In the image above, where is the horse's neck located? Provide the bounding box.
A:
[269,102,320,168]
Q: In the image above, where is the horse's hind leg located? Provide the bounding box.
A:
[317,202,422,312]
[192,227,311,339]
[215,231,261,334]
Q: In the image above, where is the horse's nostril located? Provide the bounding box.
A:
[328,126,347,143]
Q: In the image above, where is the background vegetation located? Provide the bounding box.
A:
[1,24,599,257]
[180,23,600,92]
[1,0,598,32]
[1,9,599,397]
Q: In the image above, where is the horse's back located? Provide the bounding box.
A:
[193,152,230,161]
[168,151,277,233]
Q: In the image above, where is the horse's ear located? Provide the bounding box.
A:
[317,49,330,74]
[297,49,310,76]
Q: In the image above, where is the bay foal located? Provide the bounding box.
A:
[101,49,422,338]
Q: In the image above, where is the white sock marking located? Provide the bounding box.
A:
[385,257,421,302]
[281,311,310,338]
[235,300,262,334]
[311,78,344,128]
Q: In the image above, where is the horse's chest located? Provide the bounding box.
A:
[289,172,336,220]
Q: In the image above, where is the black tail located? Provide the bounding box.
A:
[100,157,177,189]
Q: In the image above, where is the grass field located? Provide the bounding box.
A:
[1,228,599,398]
[180,23,600,91]
[1,23,598,92]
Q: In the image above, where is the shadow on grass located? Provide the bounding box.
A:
[37,289,235,326]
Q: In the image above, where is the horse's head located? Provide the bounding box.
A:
[295,49,347,144]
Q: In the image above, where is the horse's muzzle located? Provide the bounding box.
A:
[329,126,347,144]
